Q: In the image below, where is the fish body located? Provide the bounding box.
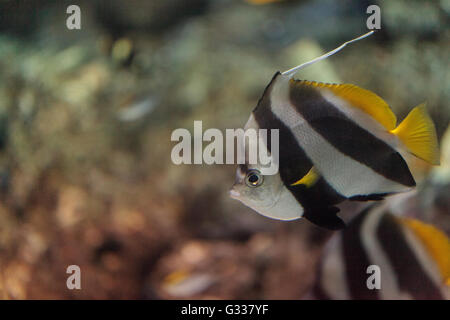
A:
[263,72,422,198]
[312,204,450,300]
[231,37,439,230]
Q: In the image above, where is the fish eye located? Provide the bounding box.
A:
[245,170,263,188]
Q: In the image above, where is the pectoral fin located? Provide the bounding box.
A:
[291,166,320,187]
[303,206,345,230]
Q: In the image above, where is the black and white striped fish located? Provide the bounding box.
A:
[312,204,450,299]
[230,32,440,230]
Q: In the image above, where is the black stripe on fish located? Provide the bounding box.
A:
[342,205,380,299]
[349,193,389,201]
[288,82,416,188]
[253,72,313,186]
[377,213,444,299]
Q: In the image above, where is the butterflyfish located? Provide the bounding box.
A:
[230,31,440,230]
[312,204,450,299]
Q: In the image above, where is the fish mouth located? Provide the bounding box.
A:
[229,189,240,199]
[229,186,279,210]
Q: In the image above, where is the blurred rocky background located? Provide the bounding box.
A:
[0,0,448,299]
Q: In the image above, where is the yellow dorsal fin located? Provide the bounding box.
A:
[291,166,319,187]
[401,218,450,286]
[390,103,440,165]
[296,81,397,130]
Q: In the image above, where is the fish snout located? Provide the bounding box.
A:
[229,187,241,199]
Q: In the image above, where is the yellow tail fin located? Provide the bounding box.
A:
[390,103,440,165]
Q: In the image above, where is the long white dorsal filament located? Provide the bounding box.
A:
[282,31,374,78]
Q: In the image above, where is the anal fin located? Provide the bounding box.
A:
[303,206,345,230]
